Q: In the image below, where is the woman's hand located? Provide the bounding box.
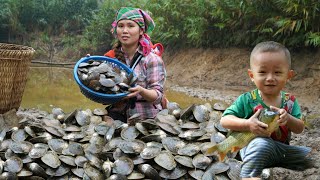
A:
[270,106,289,126]
[124,85,158,102]
[247,109,270,137]
[125,85,144,99]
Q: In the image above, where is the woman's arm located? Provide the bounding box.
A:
[126,53,165,103]
[126,86,158,102]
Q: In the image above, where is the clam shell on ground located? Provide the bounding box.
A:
[95,122,110,135]
[213,102,228,111]
[24,126,36,137]
[84,162,104,180]
[28,143,48,158]
[85,152,102,169]
[48,139,68,154]
[127,170,145,179]
[154,151,176,170]
[138,164,161,180]
[131,155,147,165]
[155,113,178,126]
[59,155,76,166]
[156,122,179,135]
[188,169,205,180]
[0,172,18,179]
[140,146,161,159]
[135,122,149,136]
[140,134,164,143]
[120,126,140,140]
[112,156,134,176]
[178,129,206,140]
[102,159,113,178]
[26,162,47,178]
[140,119,158,130]
[29,132,52,144]
[205,161,230,175]
[9,141,33,154]
[162,136,186,155]
[75,110,90,126]
[214,122,229,135]
[11,129,28,142]
[177,143,201,156]
[174,155,194,168]
[16,168,33,177]
[118,139,145,154]
[159,166,187,179]
[75,155,88,167]
[4,156,23,173]
[180,104,195,120]
[68,142,84,156]
[71,167,85,178]
[180,121,200,129]
[0,99,254,179]
[211,131,227,143]
[193,104,210,122]
[192,154,212,170]
[226,158,242,180]
[40,151,61,168]
[93,108,108,116]
[45,164,70,177]
[64,125,81,132]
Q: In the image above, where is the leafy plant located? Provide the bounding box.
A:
[2,0,320,55]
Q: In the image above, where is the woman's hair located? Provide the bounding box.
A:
[250,41,291,68]
[112,41,126,64]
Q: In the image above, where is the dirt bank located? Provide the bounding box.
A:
[164,47,320,179]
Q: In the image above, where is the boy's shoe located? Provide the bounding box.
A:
[261,168,273,180]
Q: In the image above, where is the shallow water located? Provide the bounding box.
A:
[21,66,211,113]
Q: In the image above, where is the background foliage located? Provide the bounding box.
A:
[0,0,319,59]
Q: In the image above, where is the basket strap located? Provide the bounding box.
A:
[130,53,143,70]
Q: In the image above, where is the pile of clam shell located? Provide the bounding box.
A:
[0,102,242,180]
[77,60,137,94]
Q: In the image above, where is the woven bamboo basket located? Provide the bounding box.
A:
[0,43,35,114]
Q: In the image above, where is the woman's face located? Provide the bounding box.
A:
[116,19,143,48]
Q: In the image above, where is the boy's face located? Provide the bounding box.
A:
[248,51,294,96]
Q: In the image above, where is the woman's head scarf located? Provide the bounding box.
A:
[112,7,155,56]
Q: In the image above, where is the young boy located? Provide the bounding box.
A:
[220,41,311,179]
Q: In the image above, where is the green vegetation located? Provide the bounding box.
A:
[1,0,319,60]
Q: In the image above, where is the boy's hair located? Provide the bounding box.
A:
[250,41,291,68]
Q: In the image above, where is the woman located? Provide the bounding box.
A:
[104,7,166,123]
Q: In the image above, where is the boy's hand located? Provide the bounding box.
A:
[270,106,289,126]
[248,109,270,137]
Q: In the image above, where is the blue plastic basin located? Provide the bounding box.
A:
[73,56,133,105]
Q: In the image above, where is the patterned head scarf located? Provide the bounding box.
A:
[112,7,155,56]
